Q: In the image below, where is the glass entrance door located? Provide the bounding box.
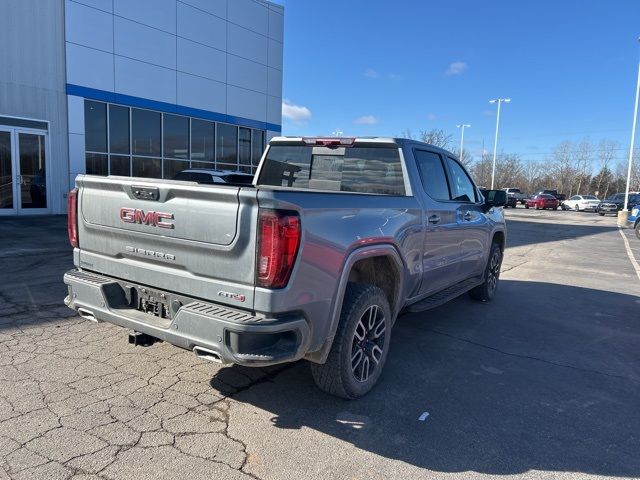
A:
[17,132,48,212]
[0,128,49,215]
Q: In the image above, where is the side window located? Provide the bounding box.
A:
[414,150,451,201]
[570,196,579,200]
[446,157,477,202]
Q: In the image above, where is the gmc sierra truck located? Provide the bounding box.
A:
[64,137,507,399]
[502,187,526,207]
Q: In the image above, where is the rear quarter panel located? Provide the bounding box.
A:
[253,188,423,353]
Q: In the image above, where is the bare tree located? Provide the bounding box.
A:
[573,138,593,195]
[522,159,543,194]
[451,148,474,168]
[419,129,453,149]
[594,139,618,197]
[550,140,575,194]
[470,152,493,188]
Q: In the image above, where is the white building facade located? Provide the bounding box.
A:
[0,0,284,215]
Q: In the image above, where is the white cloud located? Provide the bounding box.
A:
[353,115,378,125]
[282,99,311,122]
[364,68,379,79]
[445,61,468,76]
[387,73,400,80]
[427,113,438,120]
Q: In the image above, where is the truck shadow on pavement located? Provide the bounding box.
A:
[217,280,640,478]
[505,217,620,248]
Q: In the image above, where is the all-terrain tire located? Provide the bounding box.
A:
[469,242,503,302]
[310,284,392,399]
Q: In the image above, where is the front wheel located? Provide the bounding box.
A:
[575,204,580,212]
[469,242,503,302]
[635,222,640,240]
[525,204,529,209]
[311,284,391,399]
[598,212,605,216]
[553,207,558,210]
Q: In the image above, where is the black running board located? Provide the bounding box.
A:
[406,277,483,313]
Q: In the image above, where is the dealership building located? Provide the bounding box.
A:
[0,0,284,215]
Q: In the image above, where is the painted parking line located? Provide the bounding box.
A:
[619,228,640,281]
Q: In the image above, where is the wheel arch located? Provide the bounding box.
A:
[492,230,506,252]
[304,244,405,364]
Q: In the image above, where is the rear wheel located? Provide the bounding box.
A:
[311,284,391,399]
[525,204,529,209]
[469,242,503,302]
[553,207,558,210]
[598,212,605,216]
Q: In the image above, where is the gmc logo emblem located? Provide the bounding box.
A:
[120,208,174,229]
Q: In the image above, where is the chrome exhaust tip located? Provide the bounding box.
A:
[193,346,225,364]
[77,308,98,323]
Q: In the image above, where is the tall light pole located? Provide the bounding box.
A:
[456,124,471,161]
[489,98,511,189]
[622,37,640,220]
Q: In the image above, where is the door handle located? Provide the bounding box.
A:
[463,211,473,221]
[428,215,441,225]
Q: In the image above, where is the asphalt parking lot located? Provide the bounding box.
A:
[0,210,639,480]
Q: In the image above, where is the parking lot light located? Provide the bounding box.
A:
[621,37,640,222]
[456,124,471,162]
[489,98,511,189]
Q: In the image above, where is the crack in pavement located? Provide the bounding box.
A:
[0,265,294,480]
[425,327,640,383]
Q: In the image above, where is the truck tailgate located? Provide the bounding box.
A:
[75,175,258,309]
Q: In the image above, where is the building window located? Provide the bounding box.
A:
[85,101,107,153]
[251,129,265,168]
[86,153,108,176]
[109,155,130,176]
[109,105,130,154]
[163,159,190,179]
[132,109,161,157]
[216,123,238,169]
[132,157,161,178]
[163,114,189,160]
[191,119,215,164]
[83,100,267,179]
[239,127,251,173]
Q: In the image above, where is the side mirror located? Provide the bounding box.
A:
[481,189,507,209]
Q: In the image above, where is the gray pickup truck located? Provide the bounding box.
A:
[64,137,507,399]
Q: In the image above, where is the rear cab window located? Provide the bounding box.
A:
[257,145,406,195]
[413,150,451,200]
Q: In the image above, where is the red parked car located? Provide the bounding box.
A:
[524,194,559,210]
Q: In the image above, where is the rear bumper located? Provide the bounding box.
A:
[598,205,618,213]
[63,269,311,367]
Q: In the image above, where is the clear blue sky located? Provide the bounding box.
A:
[274,0,640,166]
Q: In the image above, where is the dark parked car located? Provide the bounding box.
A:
[525,194,559,210]
[536,189,566,203]
[172,169,254,185]
[597,192,640,216]
[504,195,518,208]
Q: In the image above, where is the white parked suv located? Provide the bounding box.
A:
[562,195,601,212]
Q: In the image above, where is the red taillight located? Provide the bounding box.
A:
[67,188,78,248]
[257,210,301,289]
